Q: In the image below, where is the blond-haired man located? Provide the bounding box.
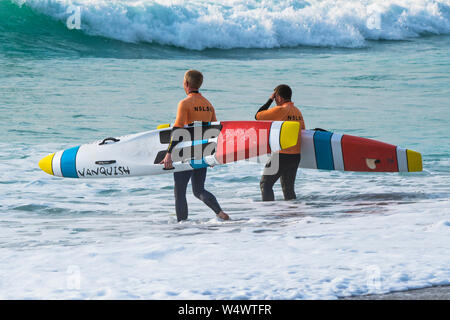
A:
[161,70,229,221]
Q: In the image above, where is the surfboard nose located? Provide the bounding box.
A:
[38,153,54,176]
[407,149,423,172]
[280,121,300,149]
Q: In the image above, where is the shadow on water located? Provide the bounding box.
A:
[11,203,112,217]
[298,191,445,203]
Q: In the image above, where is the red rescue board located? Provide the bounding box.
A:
[215,121,272,164]
[341,135,399,172]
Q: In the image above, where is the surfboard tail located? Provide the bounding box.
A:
[300,129,423,173]
[406,149,423,172]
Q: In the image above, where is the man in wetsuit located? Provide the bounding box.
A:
[255,84,305,201]
[161,70,229,221]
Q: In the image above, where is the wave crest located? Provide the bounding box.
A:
[9,0,450,50]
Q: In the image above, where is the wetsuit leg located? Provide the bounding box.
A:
[191,168,223,214]
[280,154,301,200]
[260,154,282,201]
[173,170,193,221]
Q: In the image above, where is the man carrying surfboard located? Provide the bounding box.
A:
[255,85,305,201]
[161,70,230,222]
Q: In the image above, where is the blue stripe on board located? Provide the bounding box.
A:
[60,146,80,178]
[190,159,209,169]
[191,139,209,146]
[313,131,334,170]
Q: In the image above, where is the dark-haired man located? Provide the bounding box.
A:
[255,84,305,201]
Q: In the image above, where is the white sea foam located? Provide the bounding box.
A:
[14,0,450,49]
[0,143,449,299]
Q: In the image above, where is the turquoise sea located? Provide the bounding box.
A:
[0,0,449,299]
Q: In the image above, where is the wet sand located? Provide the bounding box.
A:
[343,285,450,300]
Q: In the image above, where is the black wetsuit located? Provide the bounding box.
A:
[259,153,301,201]
[173,168,222,221]
[255,98,274,119]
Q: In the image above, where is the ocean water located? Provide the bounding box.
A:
[0,0,449,299]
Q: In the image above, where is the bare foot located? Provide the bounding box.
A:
[216,211,230,221]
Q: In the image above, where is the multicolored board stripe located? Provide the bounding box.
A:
[300,130,422,172]
[38,146,81,178]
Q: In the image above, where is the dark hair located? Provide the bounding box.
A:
[274,84,292,100]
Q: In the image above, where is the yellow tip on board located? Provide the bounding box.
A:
[157,124,171,130]
[280,121,300,149]
[38,153,54,176]
[407,150,423,172]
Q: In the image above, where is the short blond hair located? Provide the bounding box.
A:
[184,70,203,89]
